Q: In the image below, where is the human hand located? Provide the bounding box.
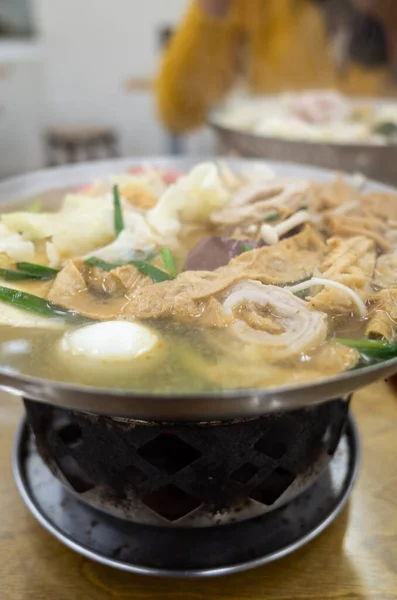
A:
[198,0,232,18]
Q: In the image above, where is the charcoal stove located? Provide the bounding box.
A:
[22,397,351,527]
[13,397,359,576]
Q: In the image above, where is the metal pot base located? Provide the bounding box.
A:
[12,416,360,578]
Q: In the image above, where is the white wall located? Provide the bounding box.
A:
[0,59,44,177]
[33,0,216,157]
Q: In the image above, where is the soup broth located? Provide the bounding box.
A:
[0,162,395,393]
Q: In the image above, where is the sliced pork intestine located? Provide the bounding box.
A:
[211,179,310,227]
[211,280,328,361]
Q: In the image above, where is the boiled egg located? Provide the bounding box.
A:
[58,321,164,379]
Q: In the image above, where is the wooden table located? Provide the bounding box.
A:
[1,382,397,600]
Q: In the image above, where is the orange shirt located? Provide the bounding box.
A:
[156,0,390,133]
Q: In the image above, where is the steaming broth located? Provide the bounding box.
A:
[0,311,368,393]
[0,162,395,393]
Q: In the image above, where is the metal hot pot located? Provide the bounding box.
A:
[1,157,392,574]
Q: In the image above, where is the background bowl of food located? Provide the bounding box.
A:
[209,91,397,186]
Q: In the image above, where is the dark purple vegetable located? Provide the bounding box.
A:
[184,236,261,271]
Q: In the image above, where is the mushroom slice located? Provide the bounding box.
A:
[260,211,313,245]
[211,179,310,227]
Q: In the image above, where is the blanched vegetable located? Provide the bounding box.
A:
[2,194,116,259]
[85,229,155,265]
[161,248,177,277]
[85,257,118,271]
[113,185,124,236]
[240,243,254,253]
[264,211,280,222]
[0,262,59,282]
[337,338,397,360]
[0,286,71,317]
[147,163,230,236]
[0,268,38,281]
[129,261,174,282]
[0,224,35,263]
[85,256,174,282]
[16,262,59,279]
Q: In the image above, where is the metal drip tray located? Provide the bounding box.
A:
[12,416,360,578]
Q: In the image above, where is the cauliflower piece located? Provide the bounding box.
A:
[46,241,61,268]
[123,211,158,246]
[0,224,35,262]
[3,193,116,260]
[179,163,230,221]
[2,212,55,242]
[146,163,230,236]
[146,185,183,237]
[53,213,114,257]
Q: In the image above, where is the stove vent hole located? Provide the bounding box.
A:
[254,429,289,459]
[57,423,83,449]
[55,455,94,493]
[142,484,201,521]
[138,434,201,474]
[121,465,148,486]
[231,462,259,484]
[249,467,296,506]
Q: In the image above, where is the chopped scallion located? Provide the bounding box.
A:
[85,257,118,271]
[0,268,39,281]
[113,184,124,236]
[240,243,254,253]
[337,338,390,350]
[160,248,177,277]
[130,260,174,282]
[337,338,397,360]
[265,211,280,223]
[0,286,71,317]
[16,262,59,279]
[0,262,59,281]
[86,256,174,282]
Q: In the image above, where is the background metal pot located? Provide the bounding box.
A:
[210,122,397,186]
[209,96,397,185]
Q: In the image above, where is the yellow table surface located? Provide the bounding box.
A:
[1,381,397,600]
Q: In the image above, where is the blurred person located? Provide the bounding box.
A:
[156,0,397,133]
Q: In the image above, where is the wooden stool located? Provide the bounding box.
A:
[45,126,119,167]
